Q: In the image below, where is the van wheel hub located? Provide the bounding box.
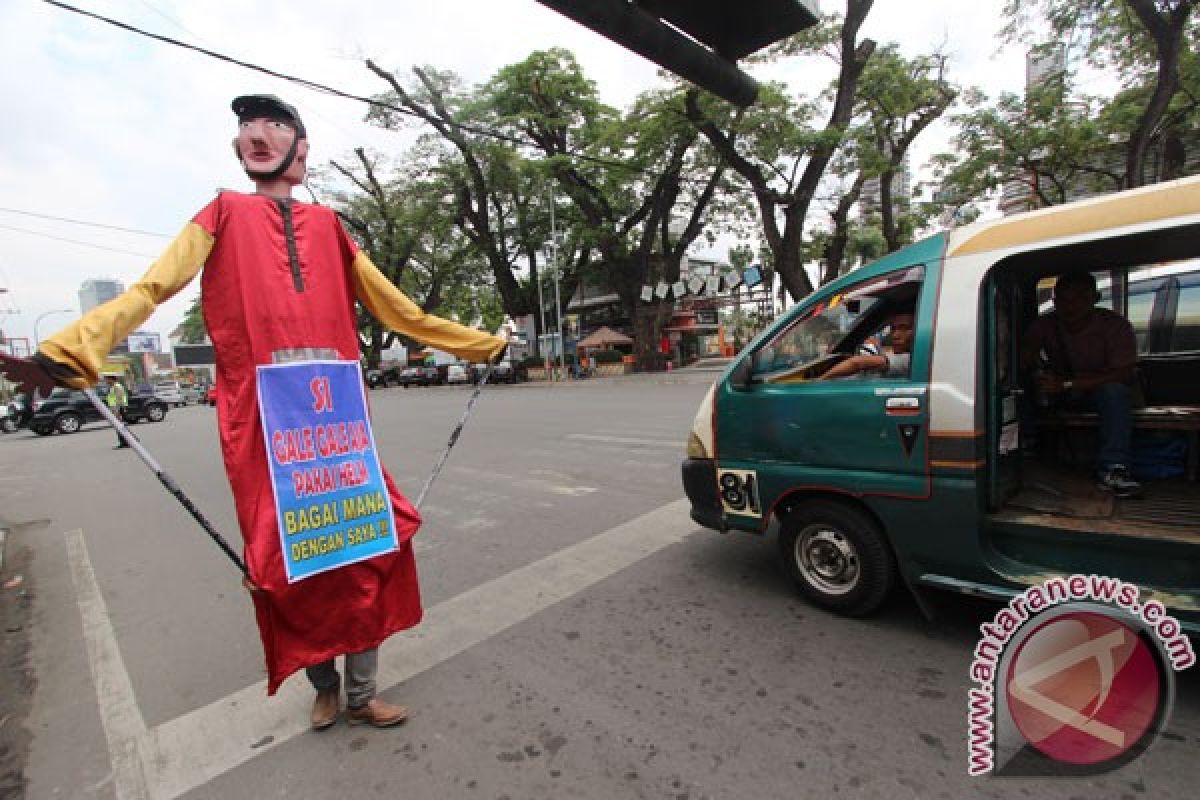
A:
[795,527,859,595]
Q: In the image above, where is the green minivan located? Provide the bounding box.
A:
[682,175,1200,634]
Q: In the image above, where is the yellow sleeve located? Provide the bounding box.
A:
[351,251,507,363]
[39,222,215,387]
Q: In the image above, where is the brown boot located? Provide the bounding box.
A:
[310,685,340,730]
[346,697,409,728]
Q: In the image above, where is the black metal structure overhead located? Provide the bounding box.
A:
[536,0,820,107]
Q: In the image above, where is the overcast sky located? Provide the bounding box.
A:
[0,0,1028,351]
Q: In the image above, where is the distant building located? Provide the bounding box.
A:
[78,278,125,313]
[79,278,131,355]
[1026,44,1066,92]
[860,154,912,217]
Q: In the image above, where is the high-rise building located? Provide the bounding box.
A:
[78,279,125,313]
[1026,44,1066,91]
[999,45,1068,216]
[860,154,913,217]
[78,278,130,354]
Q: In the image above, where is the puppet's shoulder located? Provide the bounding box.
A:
[191,189,254,231]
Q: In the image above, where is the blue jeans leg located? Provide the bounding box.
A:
[1087,383,1133,469]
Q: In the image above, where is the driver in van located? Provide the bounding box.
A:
[818,310,914,380]
[1022,271,1140,497]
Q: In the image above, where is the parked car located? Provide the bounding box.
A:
[366,366,402,389]
[181,384,204,405]
[154,380,187,407]
[396,367,425,388]
[473,360,527,384]
[29,387,167,435]
[446,364,470,385]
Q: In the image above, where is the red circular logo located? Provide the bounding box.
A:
[1005,610,1162,765]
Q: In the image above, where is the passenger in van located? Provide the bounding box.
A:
[818,311,913,380]
[1021,272,1140,496]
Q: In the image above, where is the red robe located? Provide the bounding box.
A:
[42,190,503,694]
[195,193,425,692]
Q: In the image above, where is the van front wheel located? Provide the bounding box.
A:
[778,501,895,616]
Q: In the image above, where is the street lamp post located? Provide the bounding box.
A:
[536,252,548,376]
[549,196,565,381]
[34,309,74,347]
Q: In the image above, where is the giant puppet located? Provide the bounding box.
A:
[0,96,506,721]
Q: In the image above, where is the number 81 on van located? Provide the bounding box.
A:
[718,469,761,517]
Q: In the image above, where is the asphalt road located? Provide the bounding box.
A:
[0,374,1197,799]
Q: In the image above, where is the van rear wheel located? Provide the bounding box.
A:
[778,501,895,616]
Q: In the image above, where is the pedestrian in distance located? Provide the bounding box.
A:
[0,93,508,731]
[104,374,129,448]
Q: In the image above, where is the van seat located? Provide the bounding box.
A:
[1035,405,1200,480]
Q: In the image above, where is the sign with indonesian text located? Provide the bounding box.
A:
[256,361,397,582]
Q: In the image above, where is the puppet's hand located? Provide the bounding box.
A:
[0,354,60,398]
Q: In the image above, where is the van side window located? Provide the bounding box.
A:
[1126,259,1200,353]
[750,267,923,381]
[750,295,881,378]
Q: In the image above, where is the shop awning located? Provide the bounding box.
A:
[577,326,634,349]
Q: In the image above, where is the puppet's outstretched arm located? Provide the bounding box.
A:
[39,223,214,387]
[351,251,507,364]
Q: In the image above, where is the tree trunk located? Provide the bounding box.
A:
[1122,0,1190,188]
[880,169,900,252]
[632,301,674,369]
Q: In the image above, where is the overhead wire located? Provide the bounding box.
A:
[0,222,160,258]
[40,0,667,180]
[25,0,740,261]
[0,207,172,238]
[123,0,370,146]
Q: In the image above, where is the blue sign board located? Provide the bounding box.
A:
[256,361,397,582]
[742,264,763,289]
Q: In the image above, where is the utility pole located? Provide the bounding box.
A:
[536,254,547,368]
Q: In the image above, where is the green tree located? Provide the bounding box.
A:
[177,293,207,344]
[321,147,488,367]
[938,0,1199,209]
[483,50,729,362]
[362,62,568,355]
[687,0,877,301]
[1002,0,1198,188]
[931,83,1120,212]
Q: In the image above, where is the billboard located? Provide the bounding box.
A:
[126,332,161,353]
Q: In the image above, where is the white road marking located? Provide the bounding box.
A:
[566,433,682,448]
[65,529,150,800]
[70,499,697,799]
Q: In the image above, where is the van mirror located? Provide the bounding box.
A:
[728,356,752,390]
